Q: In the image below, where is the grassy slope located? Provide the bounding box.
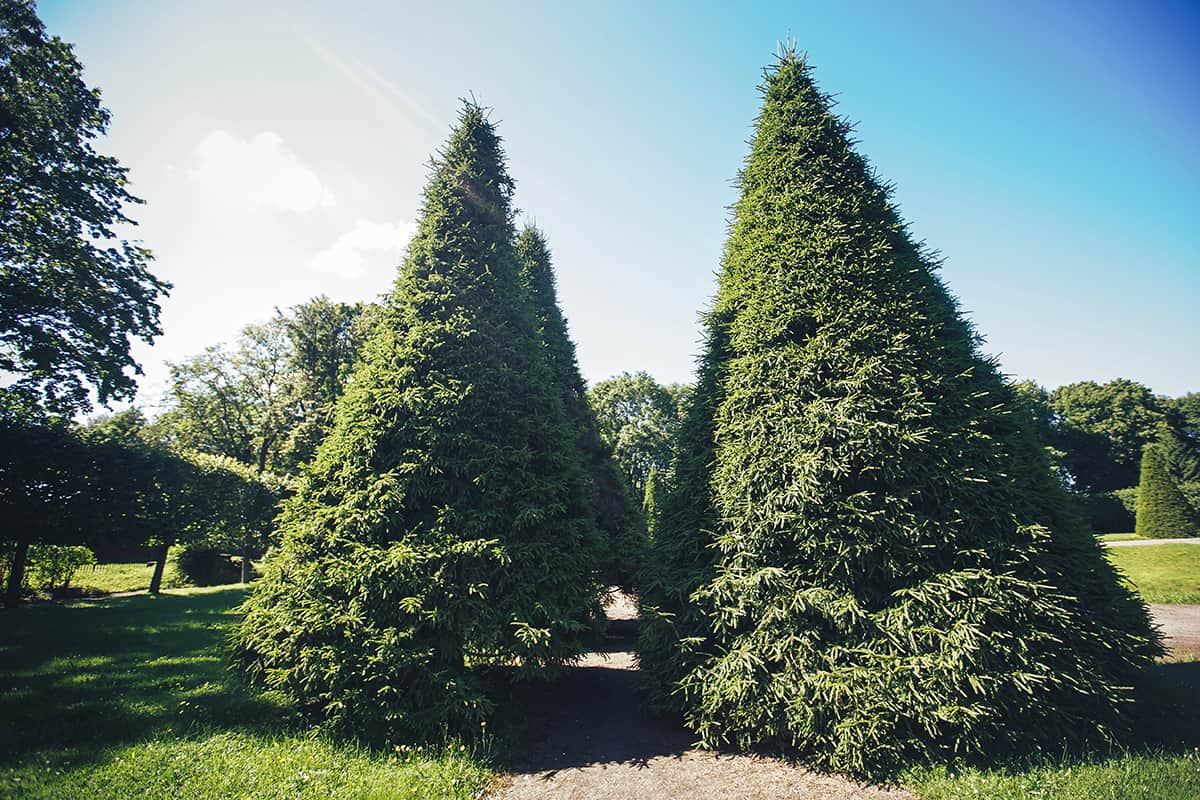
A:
[1107,544,1200,604]
[0,586,489,800]
[1098,533,1138,542]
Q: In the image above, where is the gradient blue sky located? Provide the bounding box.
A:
[39,0,1200,402]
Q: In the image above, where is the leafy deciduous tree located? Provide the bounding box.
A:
[588,371,690,497]
[1050,380,1168,492]
[0,0,168,416]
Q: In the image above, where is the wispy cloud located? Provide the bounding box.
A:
[299,33,443,137]
[188,130,335,213]
[312,219,416,279]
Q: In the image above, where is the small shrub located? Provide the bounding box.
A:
[176,545,242,586]
[26,544,96,590]
[1079,491,1136,533]
[1114,487,1140,516]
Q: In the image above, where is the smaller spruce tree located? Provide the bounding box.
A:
[515,224,645,588]
[232,104,605,743]
[1136,444,1196,538]
[642,466,659,538]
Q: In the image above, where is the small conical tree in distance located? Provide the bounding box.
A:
[642,466,659,537]
[232,103,605,743]
[639,48,1160,777]
[515,224,645,589]
[1136,443,1196,538]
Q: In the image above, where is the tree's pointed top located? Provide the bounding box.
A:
[422,99,514,228]
[516,223,556,295]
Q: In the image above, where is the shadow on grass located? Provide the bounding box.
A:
[1134,659,1200,751]
[0,588,291,767]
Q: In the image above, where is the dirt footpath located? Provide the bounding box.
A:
[490,592,910,800]
[1153,604,1200,660]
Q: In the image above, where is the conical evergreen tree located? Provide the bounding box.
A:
[642,466,659,537]
[639,49,1160,776]
[515,224,645,588]
[1135,443,1196,538]
[232,104,605,742]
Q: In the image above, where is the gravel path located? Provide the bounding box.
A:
[1153,604,1200,660]
[1104,537,1200,547]
[490,592,910,800]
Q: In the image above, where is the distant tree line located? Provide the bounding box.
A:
[1014,379,1199,535]
[0,295,376,605]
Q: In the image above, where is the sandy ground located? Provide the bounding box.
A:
[489,591,911,800]
[1153,604,1200,660]
[1105,537,1200,547]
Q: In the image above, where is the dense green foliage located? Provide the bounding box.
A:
[0,414,286,604]
[0,587,489,800]
[588,371,691,496]
[1135,445,1197,539]
[1050,380,1169,493]
[638,51,1160,777]
[232,105,605,743]
[152,297,374,476]
[1080,491,1136,534]
[20,543,94,590]
[516,225,644,588]
[1013,380,1200,531]
[175,544,244,586]
[0,0,169,416]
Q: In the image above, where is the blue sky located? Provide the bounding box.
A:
[39,0,1200,400]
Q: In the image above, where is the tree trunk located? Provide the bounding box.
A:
[149,542,170,594]
[4,535,31,608]
[240,533,251,583]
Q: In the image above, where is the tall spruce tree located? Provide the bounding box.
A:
[1135,444,1196,538]
[515,225,644,588]
[638,49,1160,776]
[232,104,605,742]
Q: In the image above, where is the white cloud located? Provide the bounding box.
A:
[312,219,416,279]
[188,130,335,212]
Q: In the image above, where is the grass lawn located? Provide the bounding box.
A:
[906,658,1200,799]
[909,752,1200,800]
[1107,543,1200,604]
[0,586,490,800]
[1098,532,1138,542]
[71,558,187,595]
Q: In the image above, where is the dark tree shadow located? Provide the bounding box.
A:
[0,588,291,768]
[495,617,694,776]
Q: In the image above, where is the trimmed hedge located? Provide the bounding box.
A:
[1136,444,1197,539]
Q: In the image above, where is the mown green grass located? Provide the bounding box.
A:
[906,633,1200,798]
[0,586,490,800]
[1098,532,1138,542]
[1107,543,1200,604]
[910,752,1200,800]
[71,558,187,595]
